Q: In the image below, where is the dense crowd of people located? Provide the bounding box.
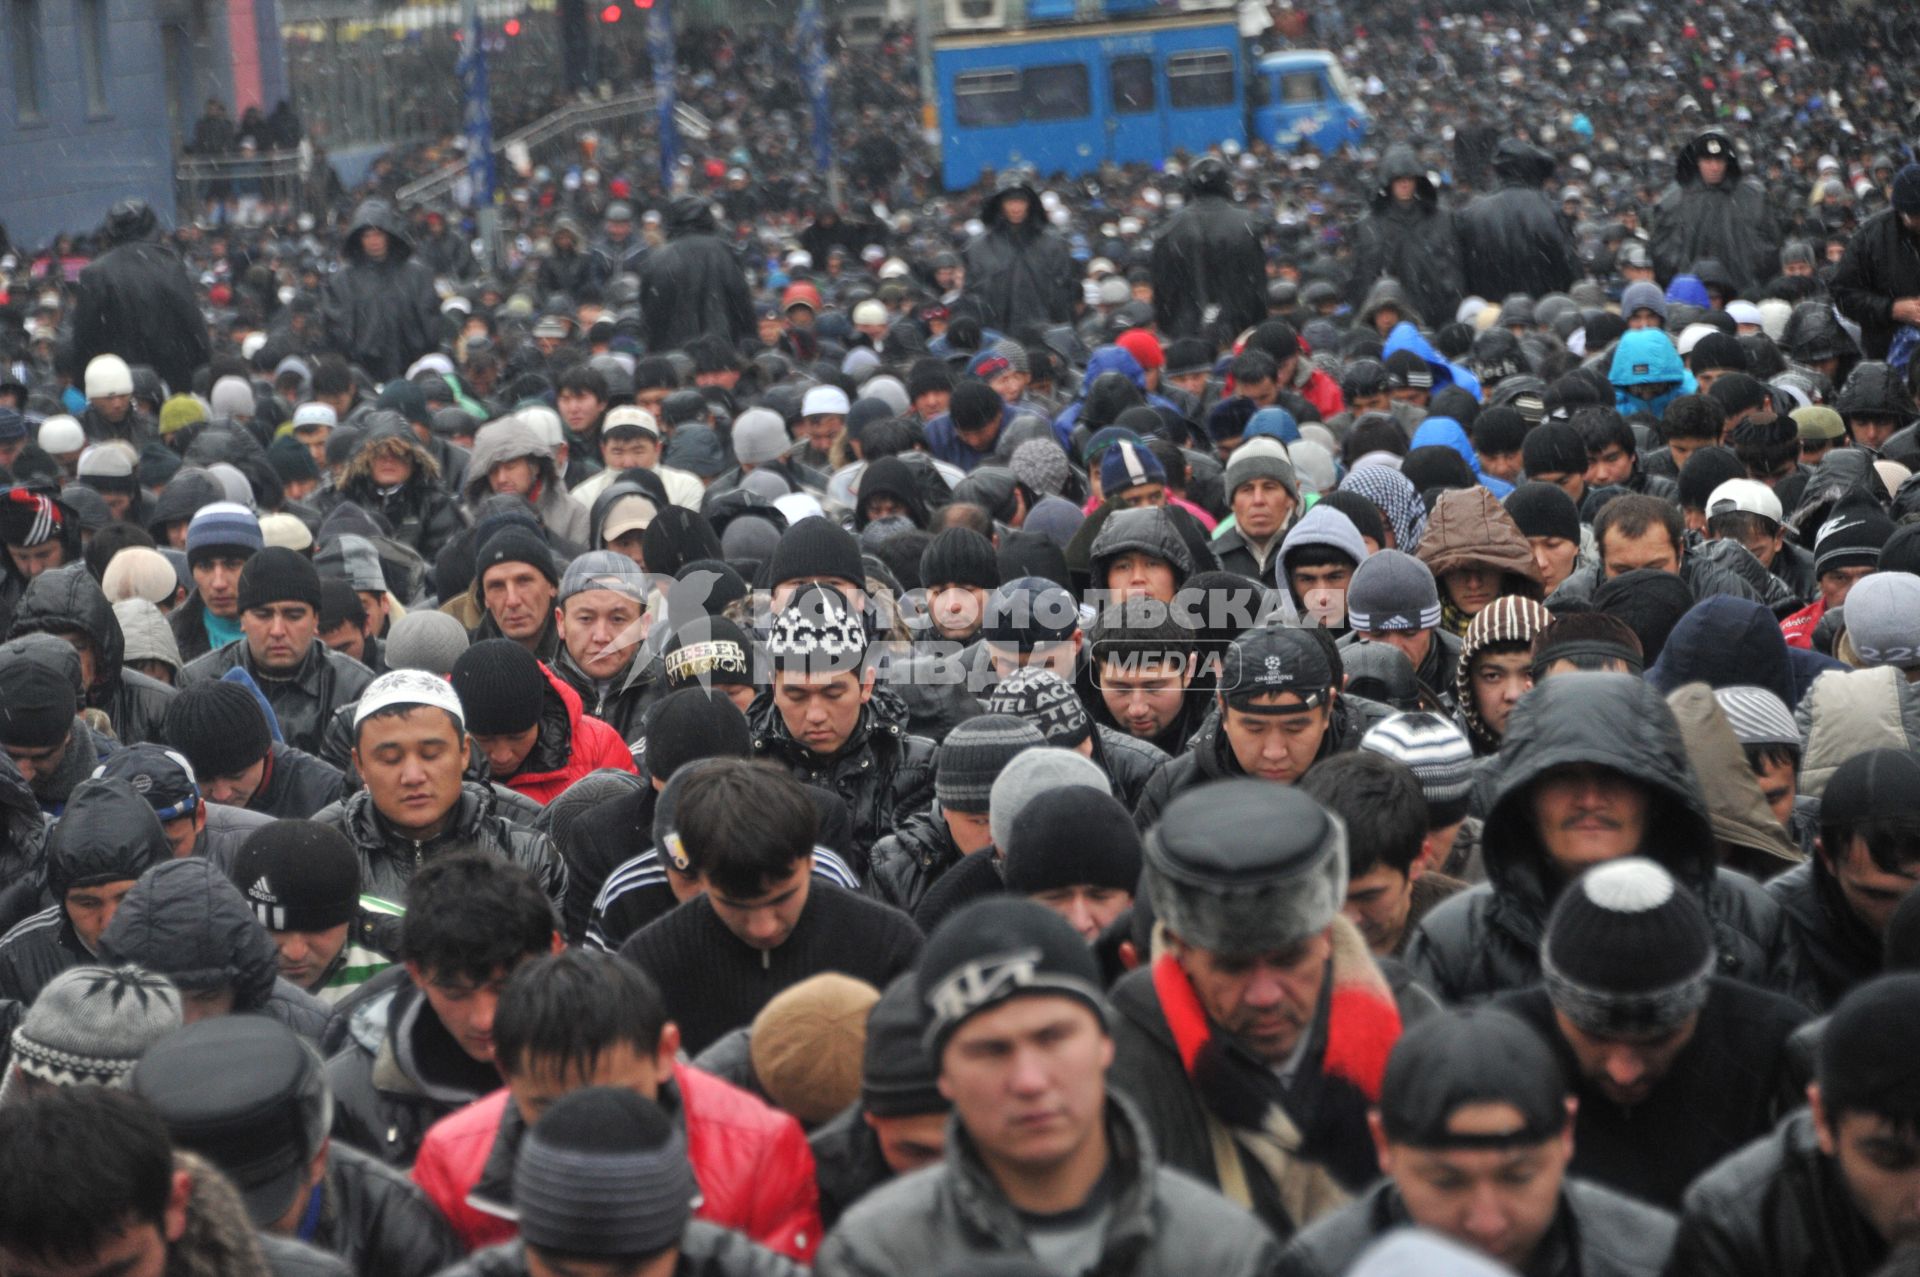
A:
[2,1,1920,1276]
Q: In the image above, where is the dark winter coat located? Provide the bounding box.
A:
[1150,187,1269,339]
[314,1142,463,1277]
[8,563,176,746]
[1831,208,1920,360]
[1766,858,1883,1013]
[315,781,565,913]
[324,967,503,1167]
[748,685,936,872]
[321,201,443,382]
[1651,133,1782,293]
[97,857,333,1042]
[1278,1175,1674,1277]
[249,742,347,819]
[1457,141,1580,301]
[640,198,754,351]
[809,1103,898,1230]
[71,203,211,392]
[318,421,467,563]
[962,178,1079,330]
[436,1223,806,1277]
[195,802,277,876]
[1345,145,1466,329]
[1405,674,1790,1003]
[816,1096,1282,1277]
[1498,980,1809,1211]
[1664,1110,1890,1277]
[869,807,962,912]
[179,638,376,756]
[550,642,659,748]
[535,219,605,298]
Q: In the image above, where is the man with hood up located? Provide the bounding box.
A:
[7,562,175,746]
[1832,164,1920,361]
[1456,140,1579,301]
[963,173,1078,330]
[1651,129,1782,294]
[98,856,333,1042]
[1610,329,1699,422]
[1405,672,1789,1004]
[535,216,604,299]
[1346,146,1465,330]
[639,196,754,352]
[70,198,210,392]
[318,415,466,564]
[463,416,592,547]
[1151,156,1267,340]
[321,200,442,383]
[0,776,166,1008]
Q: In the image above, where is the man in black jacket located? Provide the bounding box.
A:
[1276,1007,1675,1277]
[962,173,1078,331]
[8,562,176,746]
[165,681,345,820]
[1344,145,1465,330]
[1666,974,1920,1276]
[639,197,753,352]
[0,777,167,1007]
[70,199,211,394]
[618,759,922,1056]
[321,200,442,383]
[1151,156,1267,340]
[1650,129,1782,295]
[178,548,375,756]
[135,1015,461,1277]
[324,852,560,1166]
[1497,858,1809,1211]
[1456,140,1579,301]
[1832,166,1920,362]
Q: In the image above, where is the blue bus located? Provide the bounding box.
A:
[932,12,1367,191]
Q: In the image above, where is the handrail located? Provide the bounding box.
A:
[395,88,677,207]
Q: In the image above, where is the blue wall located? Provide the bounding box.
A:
[0,0,204,249]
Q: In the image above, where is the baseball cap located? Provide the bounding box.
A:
[1706,478,1783,526]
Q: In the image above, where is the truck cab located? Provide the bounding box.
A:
[1251,50,1368,153]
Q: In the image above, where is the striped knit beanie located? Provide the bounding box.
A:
[935,714,1046,815]
[1455,596,1552,751]
[1361,712,1477,826]
[4,965,182,1098]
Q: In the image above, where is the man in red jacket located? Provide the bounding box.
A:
[448,638,636,804]
[411,948,822,1259]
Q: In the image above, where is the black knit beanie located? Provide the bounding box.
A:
[1522,422,1587,477]
[1591,568,1695,665]
[450,638,546,736]
[643,688,752,783]
[861,975,947,1117]
[1504,481,1582,543]
[230,820,361,932]
[1541,857,1713,1036]
[918,527,999,592]
[1002,786,1143,894]
[0,656,76,749]
[477,527,560,588]
[768,518,865,592]
[1676,446,1748,512]
[236,546,322,614]
[164,681,271,778]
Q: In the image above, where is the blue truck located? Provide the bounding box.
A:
[932,8,1368,191]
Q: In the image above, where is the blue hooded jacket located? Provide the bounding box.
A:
[1052,346,1181,445]
[1410,416,1514,498]
[1383,321,1483,401]
[1610,329,1698,419]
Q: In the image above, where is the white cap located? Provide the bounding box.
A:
[1725,300,1764,328]
[773,492,825,526]
[1676,323,1720,357]
[801,386,851,418]
[1706,478,1782,525]
[292,403,337,431]
[84,354,133,400]
[407,352,456,380]
[355,668,465,731]
[259,511,314,552]
[784,249,813,270]
[878,258,911,280]
[240,333,269,360]
[76,443,137,479]
[851,299,888,327]
[601,406,660,439]
[518,405,566,449]
[37,415,84,454]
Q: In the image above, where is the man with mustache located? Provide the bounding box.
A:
[1406,672,1788,1004]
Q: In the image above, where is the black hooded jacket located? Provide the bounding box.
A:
[97,857,333,1042]
[1345,145,1466,329]
[1831,208,1920,360]
[321,201,443,382]
[1651,131,1782,294]
[1404,673,1789,1003]
[1457,141,1580,301]
[71,201,212,392]
[962,178,1078,330]
[640,198,754,351]
[8,563,176,746]
[1150,168,1268,340]
[0,776,158,1009]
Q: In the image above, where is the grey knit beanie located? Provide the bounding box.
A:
[935,714,1045,815]
[384,610,472,677]
[4,965,183,1099]
[987,747,1111,852]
